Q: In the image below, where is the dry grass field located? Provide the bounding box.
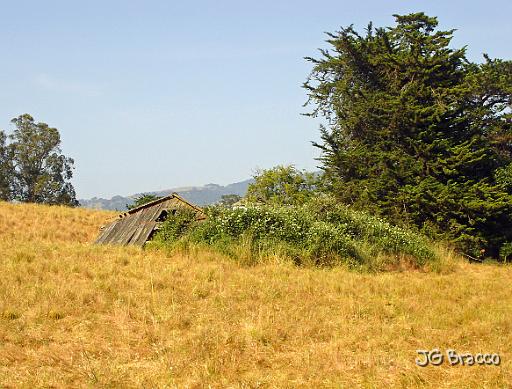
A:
[0,201,511,388]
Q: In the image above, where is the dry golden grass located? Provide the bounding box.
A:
[0,201,511,388]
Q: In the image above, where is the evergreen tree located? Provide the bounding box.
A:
[304,13,512,257]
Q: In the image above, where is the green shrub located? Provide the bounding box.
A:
[152,209,197,243]
[152,199,438,270]
[500,242,512,262]
[305,197,436,265]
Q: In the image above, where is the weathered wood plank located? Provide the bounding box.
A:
[94,220,119,244]
[130,222,157,246]
[98,218,126,244]
[114,211,144,245]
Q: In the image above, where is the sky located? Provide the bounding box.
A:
[0,0,510,199]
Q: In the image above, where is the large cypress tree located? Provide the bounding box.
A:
[304,13,512,257]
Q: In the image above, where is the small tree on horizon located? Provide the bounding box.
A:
[218,194,242,207]
[1,114,78,206]
[246,165,319,205]
[127,194,162,210]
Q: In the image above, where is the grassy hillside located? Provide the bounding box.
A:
[0,202,511,387]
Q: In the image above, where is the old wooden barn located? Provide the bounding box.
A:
[94,193,206,246]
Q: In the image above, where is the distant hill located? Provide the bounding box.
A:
[79,178,254,211]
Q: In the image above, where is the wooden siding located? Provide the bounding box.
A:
[94,194,206,246]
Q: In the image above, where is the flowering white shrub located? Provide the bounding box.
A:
[156,199,437,268]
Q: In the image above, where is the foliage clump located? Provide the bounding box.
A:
[127,194,162,210]
[246,165,319,205]
[153,208,198,242]
[218,194,242,207]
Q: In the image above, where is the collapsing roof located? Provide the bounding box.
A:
[94,193,206,246]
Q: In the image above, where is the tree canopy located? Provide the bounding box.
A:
[218,194,242,207]
[127,194,162,210]
[0,114,78,206]
[0,131,13,200]
[304,13,512,257]
[246,165,319,206]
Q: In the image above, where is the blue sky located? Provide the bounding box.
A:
[1,1,510,198]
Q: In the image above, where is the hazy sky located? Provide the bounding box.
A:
[1,0,510,198]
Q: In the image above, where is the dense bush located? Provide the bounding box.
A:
[152,197,438,270]
[152,208,197,242]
